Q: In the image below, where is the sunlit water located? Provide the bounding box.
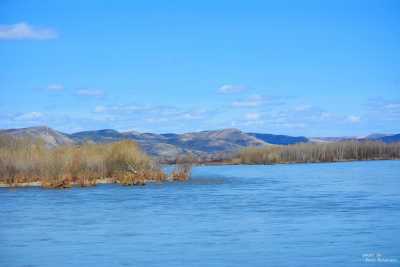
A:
[1,160,400,267]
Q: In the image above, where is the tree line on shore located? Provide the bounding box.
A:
[232,141,400,164]
[0,135,191,188]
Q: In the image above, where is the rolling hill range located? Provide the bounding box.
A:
[310,133,400,144]
[69,128,269,159]
[0,126,307,159]
[362,133,400,143]
[373,134,400,143]
[1,126,399,160]
[247,133,308,145]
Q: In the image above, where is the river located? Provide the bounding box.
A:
[1,160,399,266]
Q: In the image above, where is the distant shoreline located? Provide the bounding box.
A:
[202,157,400,166]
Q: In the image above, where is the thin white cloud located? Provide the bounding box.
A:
[232,95,265,108]
[77,89,104,97]
[294,104,312,112]
[94,105,107,113]
[245,112,261,121]
[347,115,361,123]
[91,104,214,128]
[281,123,307,129]
[47,84,64,91]
[385,103,400,110]
[180,109,208,120]
[93,104,149,113]
[320,112,333,120]
[366,98,400,114]
[0,22,57,40]
[15,112,43,121]
[365,98,400,122]
[218,84,246,94]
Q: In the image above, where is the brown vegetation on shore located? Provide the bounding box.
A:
[171,163,192,181]
[0,135,190,188]
[233,141,400,164]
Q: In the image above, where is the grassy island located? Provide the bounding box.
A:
[0,135,191,188]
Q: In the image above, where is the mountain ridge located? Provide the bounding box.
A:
[1,126,399,159]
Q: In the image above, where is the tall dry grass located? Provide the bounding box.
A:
[234,141,400,164]
[0,135,179,188]
[170,163,192,181]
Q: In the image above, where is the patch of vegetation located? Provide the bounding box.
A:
[0,135,190,188]
[170,163,192,181]
[233,141,400,164]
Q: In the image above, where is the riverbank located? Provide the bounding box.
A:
[0,176,182,188]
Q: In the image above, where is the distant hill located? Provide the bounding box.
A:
[70,128,267,159]
[374,134,400,143]
[310,133,400,144]
[68,129,124,143]
[2,126,398,159]
[247,133,308,145]
[364,133,390,140]
[0,126,74,147]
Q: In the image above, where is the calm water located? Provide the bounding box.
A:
[1,160,400,267]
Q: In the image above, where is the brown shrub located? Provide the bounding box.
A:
[0,135,168,188]
[171,163,192,181]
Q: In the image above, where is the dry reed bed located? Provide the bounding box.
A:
[0,135,191,188]
[233,141,400,164]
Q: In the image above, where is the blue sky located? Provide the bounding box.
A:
[0,0,399,136]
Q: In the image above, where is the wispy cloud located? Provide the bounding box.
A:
[94,106,107,113]
[0,22,57,40]
[385,103,400,110]
[46,84,64,92]
[232,95,265,108]
[93,104,210,121]
[294,104,312,112]
[347,115,361,123]
[15,112,43,121]
[94,104,154,113]
[366,98,400,118]
[245,112,261,121]
[4,93,396,136]
[218,84,247,94]
[76,89,104,97]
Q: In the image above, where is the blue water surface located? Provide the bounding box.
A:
[1,160,400,267]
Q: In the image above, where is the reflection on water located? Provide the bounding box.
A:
[1,160,400,267]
